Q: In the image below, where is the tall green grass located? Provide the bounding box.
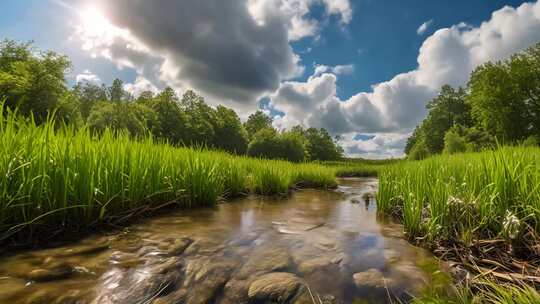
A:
[377,147,540,245]
[0,109,336,243]
[413,280,540,304]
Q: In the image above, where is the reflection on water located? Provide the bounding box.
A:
[0,178,450,304]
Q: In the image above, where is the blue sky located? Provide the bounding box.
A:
[293,0,530,98]
[0,0,538,158]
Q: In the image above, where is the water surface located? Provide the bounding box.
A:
[0,178,449,304]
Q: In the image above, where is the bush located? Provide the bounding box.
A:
[408,140,430,160]
[247,128,307,162]
[443,127,468,154]
[523,135,540,147]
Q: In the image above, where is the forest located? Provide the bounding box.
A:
[405,42,540,160]
[0,39,343,163]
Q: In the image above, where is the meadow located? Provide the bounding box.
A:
[377,147,540,286]
[0,108,356,244]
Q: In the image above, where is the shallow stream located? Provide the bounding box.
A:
[0,178,450,304]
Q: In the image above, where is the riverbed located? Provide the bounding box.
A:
[0,178,450,303]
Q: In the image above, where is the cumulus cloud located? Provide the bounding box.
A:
[342,133,409,159]
[417,19,434,35]
[313,64,354,76]
[123,76,159,97]
[75,69,101,84]
[270,1,540,157]
[73,0,352,112]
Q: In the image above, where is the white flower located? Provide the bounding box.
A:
[502,210,521,240]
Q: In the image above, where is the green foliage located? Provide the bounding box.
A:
[0,109,337,243]
[180,90,216,147]
[108,78,129,102]
[87,102,155,136]
[407,42,540,159]
[523,135,540,147]
[442,127,468,154]
[296,126,343,161]
[214,105,248,154]
[0,39,346,162]
[73,81,108,120]
[406,86,470,156]
[468,43,540,142]
[0,39,71,122]
[408,139,430,160]
[244,110,273,140]
[146,87,187,144]
[378,146,540,248]
[247,128,307,162]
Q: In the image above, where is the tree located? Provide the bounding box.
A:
[244,110,273,140]
[136,90,155,104]
[73,81,108,120]
[55,90,82,127]
[214,105,248,154]
[247,128,307,162]
[147,87,186,144]
[304,127,342,161]
[421,85,470,154]
[279,131,307,162]
[109,78,127,102]
[408,140,430,160]
[0,39,71,122]
[180,90,216,147]
[88,102,156,136]
[443,127,469,154]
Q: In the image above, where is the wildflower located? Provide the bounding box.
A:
[502,210,521,240]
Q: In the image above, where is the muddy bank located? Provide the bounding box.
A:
[0,178,451,303]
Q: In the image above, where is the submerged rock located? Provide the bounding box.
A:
[59,242,109,257]
[94,256,183,303]
[183,258,238,304]
[27,262,74,282]
[248,272,302,303]
[294,292,339,304]
[298,256,337,275]
[166,237,194,256]
[352,268,392,289]
[221,278,251,304]
[237,247,291,279]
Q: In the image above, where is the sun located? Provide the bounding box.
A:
[80,7,109,34]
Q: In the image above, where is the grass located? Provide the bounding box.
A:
[377,147,540,245]
[413,280,540,304]
[0,108,341,244]
[324,159,392,177]
[377,147,540,301]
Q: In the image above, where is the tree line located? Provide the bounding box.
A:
[406,42,540,160]
[0,39,343,162]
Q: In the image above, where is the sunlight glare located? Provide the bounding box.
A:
[80,7,109,34]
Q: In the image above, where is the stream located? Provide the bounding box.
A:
[0,178,451,304]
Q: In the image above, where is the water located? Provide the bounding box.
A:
[0,178,450,304]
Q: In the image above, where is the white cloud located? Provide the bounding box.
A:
[417,19,434,35]
[73,0,351,114]
[313,63,354,76]
[75,70,101,84]
[270,1,540,157]
[248,0,353,41]
[71,1,540,157]
[123,76,159,97]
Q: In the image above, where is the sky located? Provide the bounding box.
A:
[1,0,539,158]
